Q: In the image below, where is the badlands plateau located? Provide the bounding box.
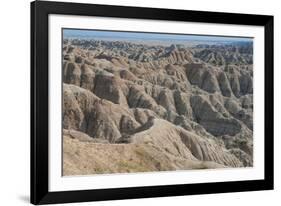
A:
[62,37,253,175]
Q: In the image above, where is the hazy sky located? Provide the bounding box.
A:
[63,29,253,43]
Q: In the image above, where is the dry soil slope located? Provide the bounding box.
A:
[62,40,253,175]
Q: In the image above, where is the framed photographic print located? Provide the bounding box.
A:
[31,0,274,204]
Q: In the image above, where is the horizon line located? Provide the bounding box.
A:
[63,28,253,43]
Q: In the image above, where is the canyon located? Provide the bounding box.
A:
[62,38,253,175]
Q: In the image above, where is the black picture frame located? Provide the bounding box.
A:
[31,0,274,204]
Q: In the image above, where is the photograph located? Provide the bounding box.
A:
[30,1,273,204]
[62,29,254,176]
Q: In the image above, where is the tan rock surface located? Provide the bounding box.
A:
[62,38,253,175]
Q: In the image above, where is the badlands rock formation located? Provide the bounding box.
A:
[62,38,253,175]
